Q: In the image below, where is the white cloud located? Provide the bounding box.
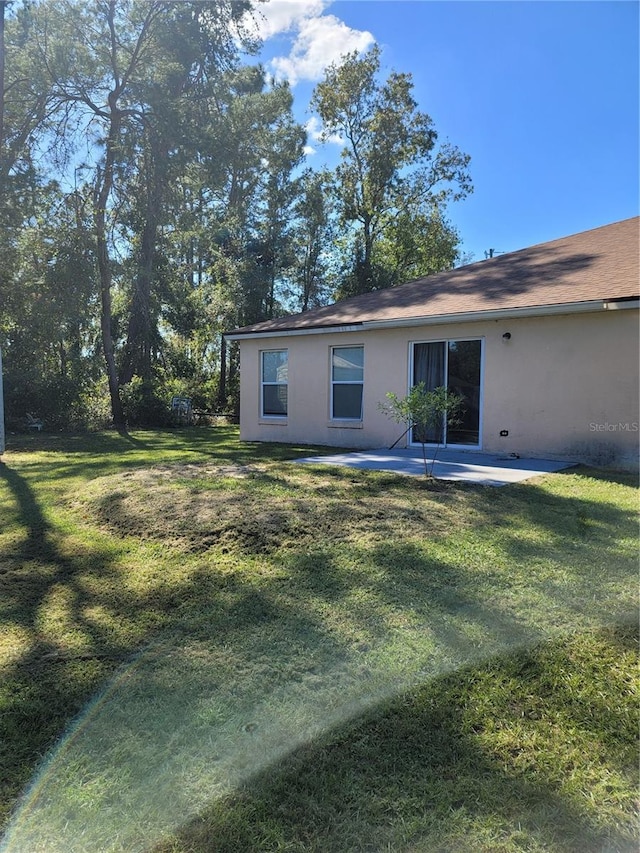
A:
[247,0,330,41]
[270,13,375,85]
[245,2,375,87]
[305,115,344,147]
[305,116,323,141]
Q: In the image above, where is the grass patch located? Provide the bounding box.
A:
[0,428,637,852]
[156,624,638,853]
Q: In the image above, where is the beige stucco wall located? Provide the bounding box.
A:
[236,307,639,468]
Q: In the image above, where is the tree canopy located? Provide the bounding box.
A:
[311,44,471,297]
[0,6,472,429]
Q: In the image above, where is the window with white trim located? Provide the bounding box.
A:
[261,350,288,417]
[331,346,363,420]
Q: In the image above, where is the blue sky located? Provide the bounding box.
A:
[248,0,639,263]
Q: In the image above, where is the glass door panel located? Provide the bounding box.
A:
[412,339,481,447]
[411,342,445,443]
[446,340,481,445]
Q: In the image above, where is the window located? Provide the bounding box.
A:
[331,346,363,420]
[261,350,288,417]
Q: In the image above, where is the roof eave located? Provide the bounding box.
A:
[225,298,639,341]
[363,298,639,330]
[224,323,363,342]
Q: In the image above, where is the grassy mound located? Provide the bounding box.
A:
[72,462,474,554]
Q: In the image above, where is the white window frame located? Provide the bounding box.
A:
[260,349,288,419]
[331,345,364,421]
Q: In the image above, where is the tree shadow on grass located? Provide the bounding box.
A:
[0,462,127,656]
[0,462,142,822]
[152,623,638,853]
[4,426,344,461]
[1,429,346,491]
[0,452,637,850]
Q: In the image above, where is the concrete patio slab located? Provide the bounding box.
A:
[295,448,573,486]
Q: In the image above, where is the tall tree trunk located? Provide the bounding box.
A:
[95,96,125,430]
[360,215,374,294]
[0,0,6,161]
[97,234,125,430]
[120,134,166,386]
[119,212,156,386]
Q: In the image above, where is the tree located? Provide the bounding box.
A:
[10,0,259,428]
[254,100,306,320]
[373,207,463,286]
[0,179,102,428]
[0,0,6,159]
[311,45,472,297]
[379,383,464,477]
[1,7,477,429]
[286,168,334,311]
[118,1,257,388]
[0,0,55,182]
[187,67,305,408]
[1,0,57,425]
[23,0,167,427]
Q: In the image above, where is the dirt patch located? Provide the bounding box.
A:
[72,462,475,555]
[143,463,258,480]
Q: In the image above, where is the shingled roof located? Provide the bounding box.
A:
[227,217,639,338]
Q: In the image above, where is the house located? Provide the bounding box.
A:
[226,217,639,469]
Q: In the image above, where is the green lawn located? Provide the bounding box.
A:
[0,427,637,853]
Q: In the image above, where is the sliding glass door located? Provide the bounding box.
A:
[412,339,482,447]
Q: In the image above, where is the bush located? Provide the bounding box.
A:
[119,378,173,427]
[3,372,90,431]
[2,361,231,432]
